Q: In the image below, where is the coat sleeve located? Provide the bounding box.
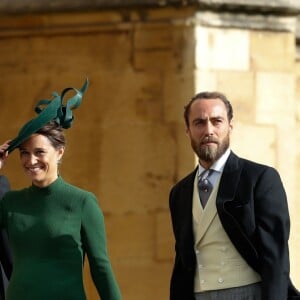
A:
[169,185,196,300]
[254,167,290,300]
[0,175,13,280]
[81,193,122,300]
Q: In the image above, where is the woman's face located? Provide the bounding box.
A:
[19,134,64,187]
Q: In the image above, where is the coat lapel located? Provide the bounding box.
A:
[216,152,243,208]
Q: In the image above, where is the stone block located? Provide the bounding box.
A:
[134,48,171,70]
[134,23,172,50]
[195,0,300,12]
[169,25,195,72]
[98,123,176,214]
[255,72,295,124]
[216,71,256,123]
[231,121,276,167]
[195,70,217,92]
[290,202,300,288]
[104,213,155,260]
[194,70,256,122]
[83,68,164,124]
[274,125,297,204]
[295,61,300,121]
[174,123,196,180]
[155,211,175,261]
[133,23,195,72]
[0,31,131,73]
[163,72,195,123]
[116,259,173,300]
[195,27,250,71]
[138,6,195,22]
[60,126,102,193]
[250,31,295,72]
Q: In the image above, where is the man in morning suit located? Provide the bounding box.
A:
[169,91,300,300]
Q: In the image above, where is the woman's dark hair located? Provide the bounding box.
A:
[183,91,233,127]
[35,121,65,150]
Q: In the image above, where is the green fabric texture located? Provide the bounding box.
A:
[0,176,122,300]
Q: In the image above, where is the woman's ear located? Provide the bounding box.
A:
[57,146,65,162]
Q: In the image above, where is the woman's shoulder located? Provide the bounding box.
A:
[61,181,99,210]
[4,187,29,197]
[60,178,97,200]
[1,187,30,206]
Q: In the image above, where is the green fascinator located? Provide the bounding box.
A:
[7,78,89,153]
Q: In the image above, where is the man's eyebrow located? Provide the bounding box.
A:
[192,117,206,123]
[211,115,225,119]
[192,115,224,122]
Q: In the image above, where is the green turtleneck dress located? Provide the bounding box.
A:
[0,176,122,300]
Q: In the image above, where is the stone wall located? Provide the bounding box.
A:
[193,10,300,288]
[0,7,195,300]
[0,2,299,300]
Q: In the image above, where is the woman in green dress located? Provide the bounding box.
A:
[0,80,122,300]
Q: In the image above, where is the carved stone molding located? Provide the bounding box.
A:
[195,0,300,15]
[0,0,188,14]
[297,16,300,39]
[296,16,300,59]
[0,0,300,15]
[191,10,298,33]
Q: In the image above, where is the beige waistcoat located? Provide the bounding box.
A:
[192,174,261,292]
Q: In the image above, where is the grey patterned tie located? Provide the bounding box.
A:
[198,169,213,208]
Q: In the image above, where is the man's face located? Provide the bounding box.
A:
[185,98,232,169]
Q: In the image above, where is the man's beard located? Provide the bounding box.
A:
[191,134,230,164]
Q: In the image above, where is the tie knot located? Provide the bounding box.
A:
[199,169,213,182]
[198,169,214,208]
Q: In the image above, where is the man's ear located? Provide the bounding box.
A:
[229,120,233,132]
[185,127,190,137]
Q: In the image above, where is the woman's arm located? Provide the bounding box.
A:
[81,193,122,300]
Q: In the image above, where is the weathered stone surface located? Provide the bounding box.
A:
[231,122,276,166]
[0,0,188,13]
[195,0,300,13]
[295,60,300,288]
[1,3,300,299]
[155,211,175,260]
[250,31,295,71]
[256,72,295,124]
[1,0,300,14]
[105,214,155,259]
[194,15,299,289]
[116,259,173,300]
[98,123,175,214]
[195,11,298,32]
[195,27,250,71]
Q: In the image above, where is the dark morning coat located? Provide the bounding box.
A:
[0,175,12,300]
[169,151,300,300]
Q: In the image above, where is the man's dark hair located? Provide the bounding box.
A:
[184,91,233,127]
